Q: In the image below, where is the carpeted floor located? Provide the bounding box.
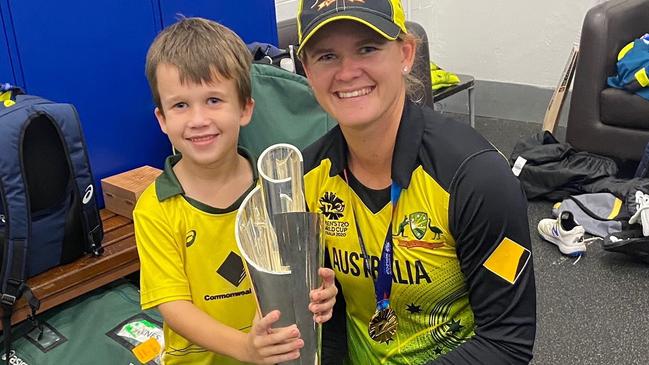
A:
[445,113,649,365]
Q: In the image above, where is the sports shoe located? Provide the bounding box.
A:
[629,190,649,236]
[537,211,587,256]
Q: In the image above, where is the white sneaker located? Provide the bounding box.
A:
[629,190,649,236]
[538,211,586,256]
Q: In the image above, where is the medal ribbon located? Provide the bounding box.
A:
[375,183,401,311]
[343,169,401,312]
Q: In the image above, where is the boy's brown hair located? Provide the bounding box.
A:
[145,17,252,112]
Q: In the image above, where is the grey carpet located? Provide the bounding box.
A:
[444,113,649,365]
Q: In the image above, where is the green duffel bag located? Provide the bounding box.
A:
[239,63,336,158]
[9,280,163,365]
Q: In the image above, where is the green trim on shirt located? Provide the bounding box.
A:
[154,147,257,213]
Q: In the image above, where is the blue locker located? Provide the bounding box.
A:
[0,3,15,84]
[159,0,278,45]
[2,1,279,207]
[6,0,169,206]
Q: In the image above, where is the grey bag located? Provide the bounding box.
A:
[552,193,632,237]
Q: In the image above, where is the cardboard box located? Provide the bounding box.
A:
[101,165,162,219]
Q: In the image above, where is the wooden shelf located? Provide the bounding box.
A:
[1,210,139,329]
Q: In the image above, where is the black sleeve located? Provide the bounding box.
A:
[321,249,348,365]
[430,150,536,364]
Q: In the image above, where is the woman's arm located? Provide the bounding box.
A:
[431,151,536,364]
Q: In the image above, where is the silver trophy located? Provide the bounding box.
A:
[236,143,324,365]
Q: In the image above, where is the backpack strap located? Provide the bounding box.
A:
[35,103,104,256]
[1,282,39,364]
[0,126,30,305]
[0,152,39,364]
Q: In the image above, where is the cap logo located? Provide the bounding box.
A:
[312,0,365,11]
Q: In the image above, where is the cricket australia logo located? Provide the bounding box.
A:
[395,212,445,250]
[311,0,365,11]
[319,192,345,220]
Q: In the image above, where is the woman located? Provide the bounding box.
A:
[297,1,536,364]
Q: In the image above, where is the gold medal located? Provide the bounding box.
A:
[368,307,398,343]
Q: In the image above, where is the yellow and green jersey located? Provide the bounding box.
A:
[303,101,536,364]
[134,151,257,365]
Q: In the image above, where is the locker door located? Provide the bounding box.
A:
[159,0,278,45]
[7,0,169,206]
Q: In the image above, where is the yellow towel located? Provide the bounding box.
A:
[430,62,460,90]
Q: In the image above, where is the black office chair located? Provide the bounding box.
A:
[566,0,649,161]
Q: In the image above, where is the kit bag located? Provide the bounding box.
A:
[0,86,103,362]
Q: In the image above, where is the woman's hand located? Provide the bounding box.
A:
[309,268,338,323]
[245,310,304,364]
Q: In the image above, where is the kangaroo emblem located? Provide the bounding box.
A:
[396,216,410,237]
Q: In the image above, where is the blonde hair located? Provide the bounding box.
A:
[145,17,252,112]
[399,32,425,104]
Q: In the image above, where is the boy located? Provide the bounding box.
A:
[134,18,336,365]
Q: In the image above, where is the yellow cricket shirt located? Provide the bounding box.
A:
[134,151,257,365]
[303,101,536,365]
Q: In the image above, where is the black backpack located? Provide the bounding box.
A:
[0,86,103,362]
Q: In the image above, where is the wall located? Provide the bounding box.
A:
[275,0,299,21]
[414,0,609,124]
[412,0,596,87]
[275,0,605,124]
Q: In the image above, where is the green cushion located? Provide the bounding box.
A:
[239,63,336,158]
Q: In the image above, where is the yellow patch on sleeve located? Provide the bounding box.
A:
[483,237,531,285]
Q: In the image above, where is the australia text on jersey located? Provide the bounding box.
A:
[330,247,432,285]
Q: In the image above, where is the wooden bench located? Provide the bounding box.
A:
[2,209,139,328]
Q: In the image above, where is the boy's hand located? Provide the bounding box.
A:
[246,310,304,364]
[309,268,338,323]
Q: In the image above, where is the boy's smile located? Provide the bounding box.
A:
[188,134,217,144]
[187,133,219,149]
[154,63,253,169]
